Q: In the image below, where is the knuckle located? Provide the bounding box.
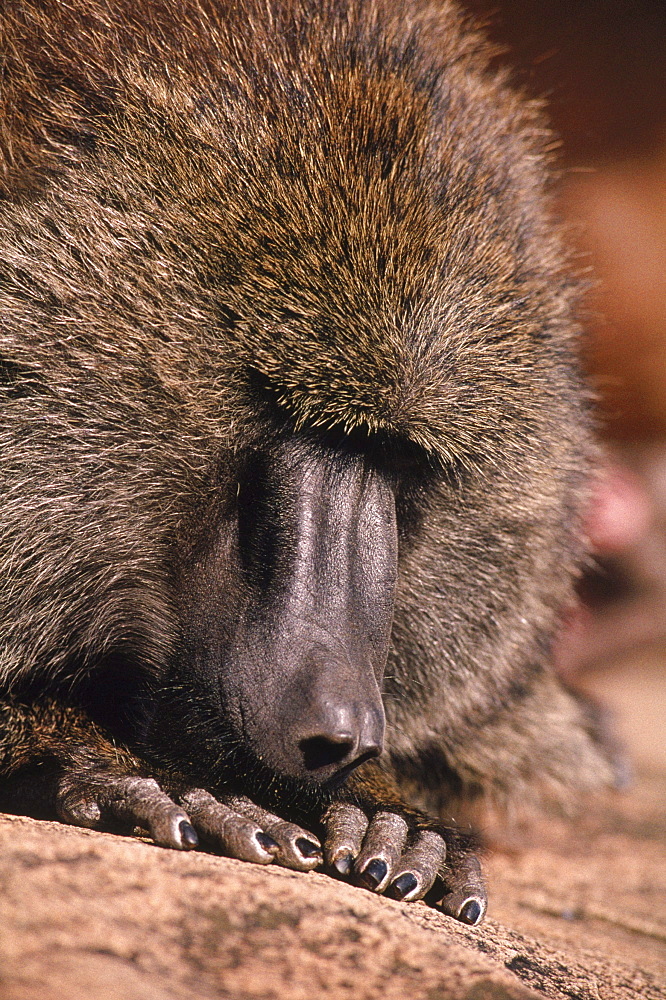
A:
[57,788,102,827]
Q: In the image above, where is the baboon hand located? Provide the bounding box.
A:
[55,768,485,921]
[57,774,324,871]
[322,801,487,925]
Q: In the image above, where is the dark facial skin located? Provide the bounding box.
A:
[161,437,398,786]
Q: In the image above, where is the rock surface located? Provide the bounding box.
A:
[1,655,664,1000]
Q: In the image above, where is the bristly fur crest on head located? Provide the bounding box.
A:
[1,0,581,469]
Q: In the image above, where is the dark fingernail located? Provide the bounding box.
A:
[296,837,322,859]
[256,832,279,853]
[333,853,354,875]
[389,872,418,900]
[179,821,199,849]
[359,858,387,889]
[458,898,483,925]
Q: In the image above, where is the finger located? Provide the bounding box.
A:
[354,811,409,892]
[177,788,278,864]
[323,802,369,875]
[434,854,487,925]
[223,794,323,871]
[58,775,199,851]
[385,829,447,902]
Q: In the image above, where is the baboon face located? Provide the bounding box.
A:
[166,435,399,785]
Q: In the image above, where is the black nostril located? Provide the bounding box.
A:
[299,735,355,770]
[299,735,382,773]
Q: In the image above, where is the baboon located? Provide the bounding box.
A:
[0,0,617,924]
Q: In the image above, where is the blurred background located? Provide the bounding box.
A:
[468,0,666,771]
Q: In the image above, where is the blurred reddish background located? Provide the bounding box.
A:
[466,0,666,440]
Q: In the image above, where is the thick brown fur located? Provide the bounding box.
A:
[0,0,614,838]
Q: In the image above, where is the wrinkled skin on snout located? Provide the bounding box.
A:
[228,441,396,781]
[162,437,397,785]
